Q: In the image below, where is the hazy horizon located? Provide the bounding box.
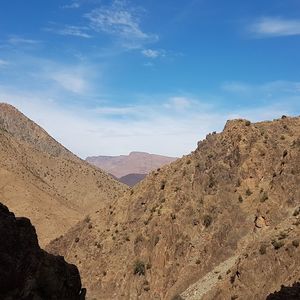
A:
[0,0,299,158]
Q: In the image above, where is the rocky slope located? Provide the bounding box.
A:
[86,151,177,179]
[0,202,85,300]
[47,116,300,299]
[0,103,127,245]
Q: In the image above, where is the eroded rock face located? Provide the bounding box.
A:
[0,203,85,300]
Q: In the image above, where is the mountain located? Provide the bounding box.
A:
[0,202,85,300]
[47,117,300,299]
[86,151,178,179]
[0,103,127,245]
[47,116,300,299]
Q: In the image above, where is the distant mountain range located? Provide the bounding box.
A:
[86,151,178,186]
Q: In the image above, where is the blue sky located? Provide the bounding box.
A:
[0,0,300,157]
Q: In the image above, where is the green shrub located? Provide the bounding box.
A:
[272,240,284,250]
[134,260,146,276]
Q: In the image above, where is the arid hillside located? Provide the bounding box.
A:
[0,103,127,245]
[86,151,178,178]
[48,116,300,299]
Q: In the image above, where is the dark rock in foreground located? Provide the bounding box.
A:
[0,203,85,300]
[266,282,300,300]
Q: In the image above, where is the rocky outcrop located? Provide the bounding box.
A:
[0,203,85,300]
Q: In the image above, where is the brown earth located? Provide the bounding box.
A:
[0,202,85,300]
[0,103,127,245]
[47,115,300,299]
[86,151,178,178]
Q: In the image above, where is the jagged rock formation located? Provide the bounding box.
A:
[47,116,300,299]
[0,103,127,245]
[86,151,177,179]
[0,202,85,300]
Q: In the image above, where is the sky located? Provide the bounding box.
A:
[0,0,300,158]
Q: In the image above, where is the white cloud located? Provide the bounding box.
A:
[48,70,88,94]
[249,17,300,37]
[45,25,92,39]
[85,0,158,48]
[141,49,165,58]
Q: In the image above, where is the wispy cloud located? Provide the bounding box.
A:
[164,97,193,111]
[62,2,80,9]
[249,17,300,37]
[85,0,158,49]
[141,49,165,58]
[8,36,41,45]
[93,106,138,116]
[0,59,9,67]
[222,80,300,95]
[48,69,89,94]
[45,25,92,39]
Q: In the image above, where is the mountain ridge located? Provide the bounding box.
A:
[86,151,178,178]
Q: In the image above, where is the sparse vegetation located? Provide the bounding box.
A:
[272,240,285,250]
[238,195,243,203]
[293,207,300,216]
[260,191,268,202]
[160,180,166,190]
[292,240,299,248]
[259,243,267,255]
[203,215,212,227]
[245,188,252,196]
[134,260,146,276]
[172,295,184,300]
[278,231,288,240]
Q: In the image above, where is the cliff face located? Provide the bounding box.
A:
[0,202,85,300]
[47,116,300,299]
